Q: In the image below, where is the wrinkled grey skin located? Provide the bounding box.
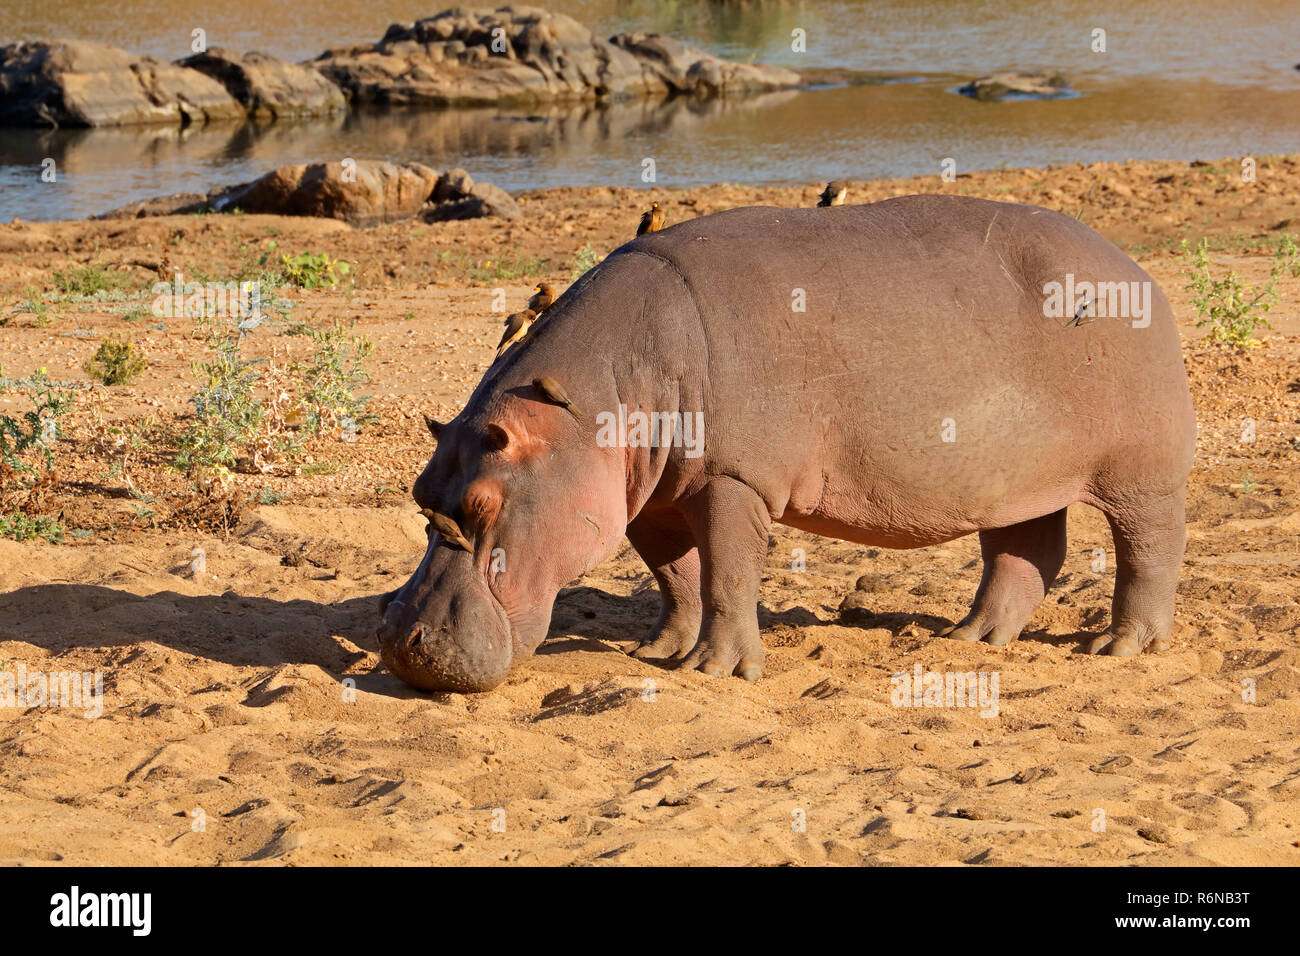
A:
[377,195,1197,693]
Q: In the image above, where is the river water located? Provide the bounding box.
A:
[1,0,1297,221]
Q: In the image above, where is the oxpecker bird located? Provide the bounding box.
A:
[637,202,666,236]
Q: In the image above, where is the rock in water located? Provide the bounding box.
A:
[0,39,244,127]
[179,48,346,119]
[311,5,800,106]
[957,72,1071,102]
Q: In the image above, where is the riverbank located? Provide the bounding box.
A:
[1,156,1298,865]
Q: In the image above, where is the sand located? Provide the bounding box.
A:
[1,157,1299,865]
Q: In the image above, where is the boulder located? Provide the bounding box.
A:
[311,5,800,106]
[610,32,798,96]
[179,47,347,119]
[424,180,522,221]
[433,167,475,202]
[88,160,520,225]
[210,160,442,226]
[957,72,1071,102]
[0,39,244,126]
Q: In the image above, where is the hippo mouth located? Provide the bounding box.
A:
[375,551,517,693]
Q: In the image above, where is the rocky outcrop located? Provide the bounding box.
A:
[312,6,802,106]
[957,72,1071,102]
[179,48,347,119]
[94,160,521,226]
[3,8,803,127]
[0,39,245,127]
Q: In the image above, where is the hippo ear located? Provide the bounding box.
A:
[423,414,443,442]
[485,422,510,452]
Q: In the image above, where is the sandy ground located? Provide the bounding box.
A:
[1,157,1299,865]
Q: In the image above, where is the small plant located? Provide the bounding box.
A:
[17,286,54,326]
[297,320,376,438]
[0,370,75,517]
[281,252,350,289]
[1278,234,1300,278]
[1,370,75,485]
[569,243,603,281]
[1240,472,1256,494]
[0,511,65,543]
[467,254,547,283]
[257,486,287,505]
[1182,235,1298,348]
[83,335,147,385]
[173,329,267,473]
[87,398,158,494]
[52,262,131,298]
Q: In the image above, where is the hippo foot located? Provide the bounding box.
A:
[939,616,1023,647]
[678,626,764,681]
[1086,624,1171,656]
[630,621,700,662]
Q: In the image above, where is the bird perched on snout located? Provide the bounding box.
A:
[527,282,556,316]
[532,376,581,421]
[421,509,473,551]
[495,308,536,359]
[817,181,848,207]
[637,202,665,236]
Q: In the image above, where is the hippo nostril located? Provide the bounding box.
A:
[405,623,427,649]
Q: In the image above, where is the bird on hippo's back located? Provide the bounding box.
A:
[527,282,556,316]
[637,202,666,236]
[495,308,536,359]
[818,181,848,207]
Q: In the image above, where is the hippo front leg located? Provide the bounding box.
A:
[677,477,770,681]
[625,508,703,662]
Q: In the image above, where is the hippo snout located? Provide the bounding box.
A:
[375,554,514,694]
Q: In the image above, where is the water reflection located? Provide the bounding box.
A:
[1,0,1298,220]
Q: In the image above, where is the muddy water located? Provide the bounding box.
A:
[1,0,1298,220]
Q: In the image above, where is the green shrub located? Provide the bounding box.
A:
[1,370,75,487]
[83,335,147,385]
[569,243,603,281]
[1181,235,1299,349]
[298,321,377,438]
[281,252,350,289]
[0,370,75,520]
[52,262,131,298]
[173,332,267,472]
[0,511,65,543]
[16,286,54,326]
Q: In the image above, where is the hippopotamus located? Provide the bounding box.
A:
[377,194,1196,693]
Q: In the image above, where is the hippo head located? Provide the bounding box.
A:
[377,382,627,693]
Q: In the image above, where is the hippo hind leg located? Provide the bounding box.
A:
[1087,484,1186,656]
[943,509,1067,646]
[625,508,703,662]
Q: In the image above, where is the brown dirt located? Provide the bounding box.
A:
[1,156,1299,865]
